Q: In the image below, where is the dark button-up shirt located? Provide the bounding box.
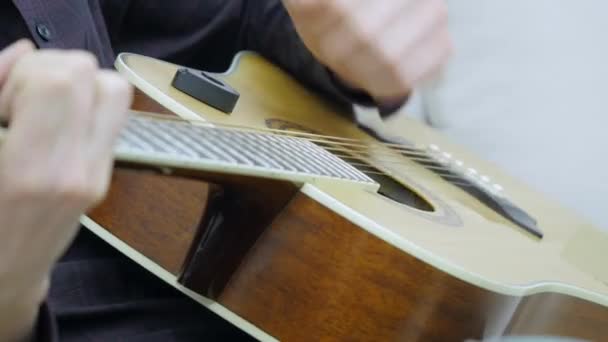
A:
[0,1,375,341]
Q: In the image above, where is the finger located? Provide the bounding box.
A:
[381,0,449,59]
[366,0,449,91]
[1,51,99,189]
[90,70,132,151]
[0,39,34,86]
[399,24,452,87]
[316,0,415,69]
[283,0,350,55]
[339,1,451,98]
[86,70,132,200]
[0,41,36,122]
[0,49,98,130]
[313,0,429,96]
[386,1,451,83]
[55,51,99,145]
[339,48,404,99]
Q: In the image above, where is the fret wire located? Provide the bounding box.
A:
[122,116,374,183]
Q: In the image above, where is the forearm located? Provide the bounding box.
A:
[0,277,48,342]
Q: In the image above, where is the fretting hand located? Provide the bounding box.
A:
[0,40,132,340]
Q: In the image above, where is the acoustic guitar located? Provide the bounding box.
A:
[74,52,608,341]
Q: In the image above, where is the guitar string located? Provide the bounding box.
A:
[129,112,484,188]
[130,111,428,155]
[0,114,479,188]
[128,112,476,174]
[129,112,484,181]
[129,112,490,187]
[4,110,471,169]
[1,116,476,187]
[327,154,480,187]
[131,111,453,163]
[344,164,473,186]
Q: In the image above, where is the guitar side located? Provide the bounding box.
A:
[82,52,608,341]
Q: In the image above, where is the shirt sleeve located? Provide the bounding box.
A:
[237,0,407,117]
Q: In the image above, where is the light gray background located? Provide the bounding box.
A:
[403,1,608,231]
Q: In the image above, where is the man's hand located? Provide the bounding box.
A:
[283,0,452,102]
[0,40,132,340]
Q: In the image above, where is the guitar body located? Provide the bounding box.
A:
[83,52,608,341]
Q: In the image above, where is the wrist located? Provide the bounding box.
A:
[0,275,49,341]
[0,269,50,303]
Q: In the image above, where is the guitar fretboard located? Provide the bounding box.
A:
[115,115,378,189]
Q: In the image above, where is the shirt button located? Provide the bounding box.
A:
[35,24,52,41]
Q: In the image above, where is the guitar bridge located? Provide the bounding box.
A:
[424,144,543,239]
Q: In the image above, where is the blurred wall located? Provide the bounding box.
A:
[403,1,608,230]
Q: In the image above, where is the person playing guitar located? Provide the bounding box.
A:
[0,0,451,341]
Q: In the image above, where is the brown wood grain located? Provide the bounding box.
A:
[215,192,608,341]
[88,167,215,275]
[218,192,494,341]
[178,173,298,298]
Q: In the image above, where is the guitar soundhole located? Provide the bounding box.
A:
[365,171,433,212]
[264,119,434,212]
[341,154,434,211]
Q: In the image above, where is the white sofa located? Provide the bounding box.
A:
[402,0,608,231]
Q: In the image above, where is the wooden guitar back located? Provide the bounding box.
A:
[82,54,608,341]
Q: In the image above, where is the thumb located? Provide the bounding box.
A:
[0,39,35,86]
